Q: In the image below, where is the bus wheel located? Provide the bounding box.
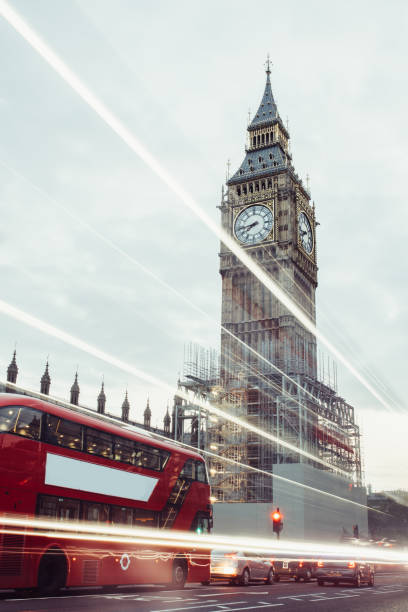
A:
[38,549,67,595]
[171,558,187,589]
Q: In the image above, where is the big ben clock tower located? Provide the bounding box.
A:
[178,61,364,535]
[219,61,320,502]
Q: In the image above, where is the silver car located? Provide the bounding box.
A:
[210,550,275,586]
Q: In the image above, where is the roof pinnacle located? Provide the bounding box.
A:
[265,54,272,78]
[7,349,18,383]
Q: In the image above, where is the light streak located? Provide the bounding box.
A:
[0,158,350,436]
[0,378,385,516]
[0,299,350,477]
[1,515,407,565]
[0,0,394,413]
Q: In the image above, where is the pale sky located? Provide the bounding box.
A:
[0,0,407,491]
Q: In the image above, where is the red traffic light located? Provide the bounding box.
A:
[271,507,283,536]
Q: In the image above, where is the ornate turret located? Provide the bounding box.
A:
[97,381,106,414]
[121,391,130,422]
[163,405,171,435]
[7,350,18,384]
[144,398,151,429]
[40,361,51,395]
[228,58,291,188]
[70,372,80,405]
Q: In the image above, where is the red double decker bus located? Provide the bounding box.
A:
[0,393,212,594]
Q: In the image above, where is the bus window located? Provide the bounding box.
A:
[0,406,19,432]
[111,506,133,525]
[180,459,195,480]
[83,502,109,523]
[85,427,113,459]
[45,414,82,451]
[196,461,208,483]
[37,494,59,518]
[134,443,170,471]
[114,436,135,464]
[57,497,80,520]
[13,407,42,440]
[133,508,158,527]
[135,444,160,471]
[37,494,80,520]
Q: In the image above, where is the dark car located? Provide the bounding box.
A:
[315,560,374,587]
[273,559,317,582]
[273,560,297,581]
[294,560,318,582]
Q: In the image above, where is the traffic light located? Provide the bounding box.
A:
[271,507,283,538]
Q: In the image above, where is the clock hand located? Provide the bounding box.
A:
[244,221,259,231]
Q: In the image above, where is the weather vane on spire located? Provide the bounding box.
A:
[265,54,272,75]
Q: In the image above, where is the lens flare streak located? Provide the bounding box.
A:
[1,516,407,565]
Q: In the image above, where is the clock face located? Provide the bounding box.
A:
[234,204,274,245]
[298,211,313,254]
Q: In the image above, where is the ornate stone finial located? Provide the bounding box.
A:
[144,397,151,428]
[70,372,80,405]
[306,174,311,194]
[265,54,272,77]
[40,361,51,395]
[121,390,130,422]
[97,381,106,414]
[226,159,231,182]
[163,404,171,435]
[7,350,18,384]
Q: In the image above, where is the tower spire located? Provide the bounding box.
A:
[40,361,51,395]
[163,403,171,435]
[248,62,278,129]
[144,397,151,429]
[121,390,130,422]
[7,350,18,384]
[97,380,106,414]
[70,371,80,405]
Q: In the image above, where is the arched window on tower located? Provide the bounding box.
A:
[237,187,241,196]
[257,135,260,145]
[252,136,256,147]
[266,133,269,144]
[262,134,265,144]
[267,179,272,188]
[261,181,266,190]
[243,185,247,194]
[249,183,253,193]
[255,182,259,192]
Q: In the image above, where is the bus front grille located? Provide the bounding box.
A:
[0,534,24,575]
[82,559,99,583]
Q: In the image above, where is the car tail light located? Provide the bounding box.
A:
[298,561,303,568]
[348,561,356,568]
[317,560,324,567]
